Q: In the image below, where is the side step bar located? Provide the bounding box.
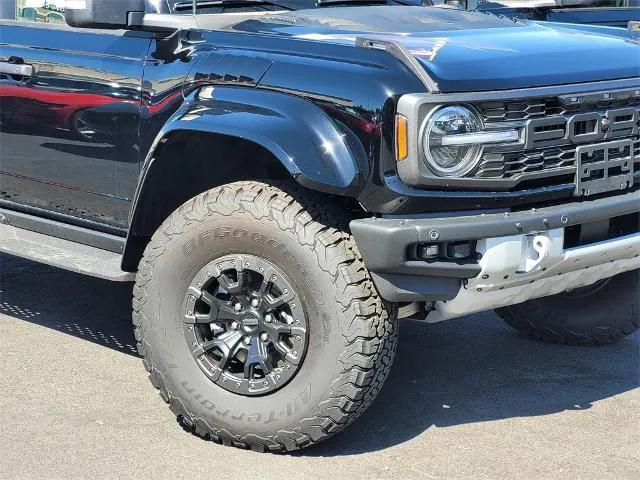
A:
[0,222,135,282]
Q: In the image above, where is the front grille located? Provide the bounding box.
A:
[472,87,640,184]
[478,146,577,178]
[477,96,640,123]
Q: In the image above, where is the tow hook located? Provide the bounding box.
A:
[518,233,552,273]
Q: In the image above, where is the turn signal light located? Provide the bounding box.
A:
[395,114,408,162]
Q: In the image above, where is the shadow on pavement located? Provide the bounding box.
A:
[1,253,638,455]
[0,254,138,356]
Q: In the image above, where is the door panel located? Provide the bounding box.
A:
[0,21,151,229]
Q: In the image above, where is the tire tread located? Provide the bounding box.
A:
[132,181,397,452]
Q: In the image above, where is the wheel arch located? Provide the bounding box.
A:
[122,86,368,271]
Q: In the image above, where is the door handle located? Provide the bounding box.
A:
[0,59,33,77]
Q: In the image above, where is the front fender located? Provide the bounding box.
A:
[142,85,365,196]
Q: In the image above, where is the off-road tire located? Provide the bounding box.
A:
[132,181,397,452]
[496,270,639,346]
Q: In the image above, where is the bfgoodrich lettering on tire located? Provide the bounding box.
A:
[132,181,397,452]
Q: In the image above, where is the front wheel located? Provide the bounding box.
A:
[132,181,397,452]
[496,270,639,346]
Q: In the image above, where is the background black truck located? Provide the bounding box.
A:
[0,0,638,451]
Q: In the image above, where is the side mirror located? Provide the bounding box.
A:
[65,0,146,29]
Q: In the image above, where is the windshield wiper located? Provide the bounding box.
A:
[174,0,294,11]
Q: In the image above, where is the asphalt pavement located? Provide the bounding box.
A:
[0,253,638,480]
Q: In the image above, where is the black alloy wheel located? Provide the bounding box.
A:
[183,254,308,396]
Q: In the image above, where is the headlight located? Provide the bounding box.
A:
[422,105,483,177]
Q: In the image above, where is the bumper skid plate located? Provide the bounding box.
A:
[426,230,640,322]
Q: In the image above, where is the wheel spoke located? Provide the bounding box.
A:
[262,322,305,337]
[202,330,243,351]
[217,274,235,293]
[200,337,225,352]
[184,312,213,324]
[219,333,244,370]
[210,300,242,323]
[271,339,289,357]
[236,267,248,293]
[243,337,272,379]
[184,290,241,324]
[258,267,276,297]
[200,291,217,307]
[218,271,246,296]
[270,340,301,366]
[263,289,295,310]
[202,330,243,369]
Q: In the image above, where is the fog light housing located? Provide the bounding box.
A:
[417,241,475,261]
[446,241,473,259]
[418,244,440,259]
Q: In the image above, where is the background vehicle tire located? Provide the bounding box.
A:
[495,270,640,346]
[132,181,397,452]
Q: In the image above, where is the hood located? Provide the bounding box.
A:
[225,6,640,92]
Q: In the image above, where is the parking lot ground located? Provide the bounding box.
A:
[0,253,638,480]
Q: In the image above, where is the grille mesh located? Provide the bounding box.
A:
[476,97,640,123]
[477,139,640,179]
[478,146,576,178]
[473,92,640,181]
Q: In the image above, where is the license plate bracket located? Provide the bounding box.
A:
[575,139,634,197]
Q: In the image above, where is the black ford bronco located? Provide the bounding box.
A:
[0,0,638,451]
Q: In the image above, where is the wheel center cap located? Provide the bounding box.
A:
[242,315,260,333]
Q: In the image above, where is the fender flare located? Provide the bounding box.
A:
[138,85,365,196]
[123,86,367,269]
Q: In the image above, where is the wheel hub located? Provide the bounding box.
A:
[241,315,260,333]
[183,254,308,396]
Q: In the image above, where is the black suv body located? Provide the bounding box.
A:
[0,0,638,451]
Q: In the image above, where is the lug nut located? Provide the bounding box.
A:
[260,332,270,342]
[234,303,242,312]
[251,298,260,308]
[243,336,252,346]
[230,321,239,330]
[264,314,273,323]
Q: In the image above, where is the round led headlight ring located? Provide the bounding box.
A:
[422,105,483,177]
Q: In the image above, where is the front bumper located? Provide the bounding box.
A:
[350,190,640,309]
[428,230,640,322]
